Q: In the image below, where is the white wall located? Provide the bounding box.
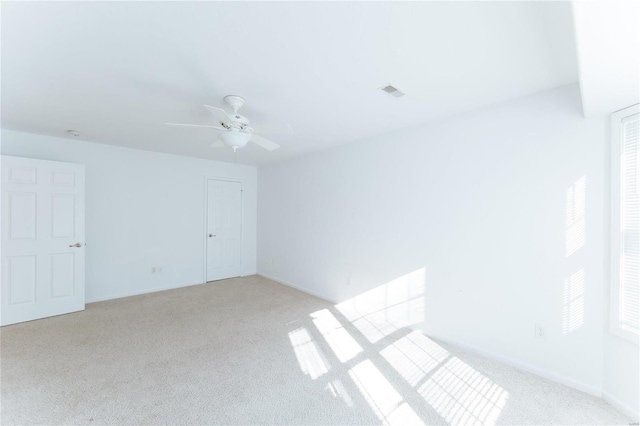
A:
[258,85,626,400]
[603,334,639,418]
[1,130,257,302]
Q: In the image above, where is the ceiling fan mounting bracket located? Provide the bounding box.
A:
[224,95,246,116]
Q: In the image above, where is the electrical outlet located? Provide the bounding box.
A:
[151,266,157,274]
[346,273,353,286]
[534,324,545,339]
[271,258,275,266]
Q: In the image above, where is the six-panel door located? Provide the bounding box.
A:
[1,156,85,326]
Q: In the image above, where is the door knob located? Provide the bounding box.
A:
[69,242,83,248]
[208,234,216,238]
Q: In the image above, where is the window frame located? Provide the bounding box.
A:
[610,103,640,343]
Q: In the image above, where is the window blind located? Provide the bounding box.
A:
[619,112,639,334]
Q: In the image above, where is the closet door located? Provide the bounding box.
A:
[206,179,242,282]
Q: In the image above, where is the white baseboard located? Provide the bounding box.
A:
[602,390,640,421]
[86,272,258,305]
[85,280,204,304]
[257,272,338,303]
[434,335,603,397]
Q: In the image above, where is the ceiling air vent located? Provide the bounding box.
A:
[380,84,405,98]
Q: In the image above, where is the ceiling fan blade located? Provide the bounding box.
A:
[251,133,280,151]
[165,122,224,130]
[251,123,294,135]
[210,141,225,148]
[204,104,235,125]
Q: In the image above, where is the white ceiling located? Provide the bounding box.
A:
[2,1,578,166]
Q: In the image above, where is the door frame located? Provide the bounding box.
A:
[202,176,244,283]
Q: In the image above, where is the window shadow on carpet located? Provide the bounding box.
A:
[286,269,509,426]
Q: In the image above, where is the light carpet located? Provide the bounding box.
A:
[0,275,632,425]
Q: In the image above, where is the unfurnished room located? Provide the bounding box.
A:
[0,1,639,425]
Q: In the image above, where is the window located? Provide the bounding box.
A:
[611,104,640,342]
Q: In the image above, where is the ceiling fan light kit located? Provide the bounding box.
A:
[166,95,291,153]
[219,130,251,151]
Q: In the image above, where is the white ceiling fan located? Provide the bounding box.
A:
[166,95,292,152]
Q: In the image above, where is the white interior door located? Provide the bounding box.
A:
[1,156,85,326]
[206,179,242,282]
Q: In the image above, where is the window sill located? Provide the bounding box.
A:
[609,323,639,344]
